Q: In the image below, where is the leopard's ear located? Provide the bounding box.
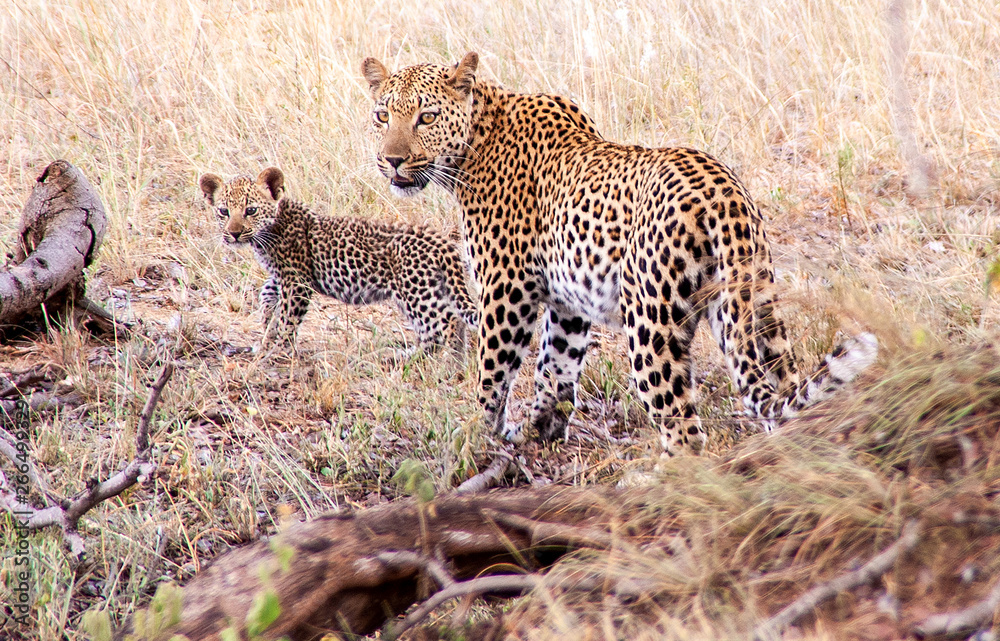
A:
[257,167,285,201]
[199,173,224,206]
[446,52,479,98]
[362,57,389,98]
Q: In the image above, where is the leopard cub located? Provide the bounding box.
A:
[199,167,478,351]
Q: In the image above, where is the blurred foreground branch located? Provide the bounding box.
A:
[115,486,621,641]
[754,520,922,640]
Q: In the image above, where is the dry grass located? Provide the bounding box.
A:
[0,0,998,639]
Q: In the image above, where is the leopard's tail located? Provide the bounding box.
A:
[703,170,876,426]
[711,275,877,425]
[761,332,878,421]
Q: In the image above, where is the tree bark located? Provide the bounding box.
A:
[117,486,619,641]
[0,159,107,325]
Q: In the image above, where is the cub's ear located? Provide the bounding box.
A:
[199,173,224,206]
[446,52,479,98]
[257,167,285,201]
[362,57,389,98]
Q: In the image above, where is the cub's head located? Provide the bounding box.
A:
[361,52,479,197]
[199,167,285,246]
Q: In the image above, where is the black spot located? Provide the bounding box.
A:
[651,332,665,355]
[672,374,686,397]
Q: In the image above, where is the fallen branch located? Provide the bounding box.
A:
[456,452,514,493]
[0,392,82,416]
[376,550,457,589]
[115,486,624,641]
[0,361,172,557]
[384,559,663,640]
[915,577,1000,639]
[482,508,613,549]
[753,519,922,640]
[385,573,539,641]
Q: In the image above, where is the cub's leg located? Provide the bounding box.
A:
[395,285,453,350]
[259,276,279,322]
[265,272,313,347]
[529,307,592,442]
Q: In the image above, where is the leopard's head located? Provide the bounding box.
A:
[361,52,479,197]
[199,167,285,247]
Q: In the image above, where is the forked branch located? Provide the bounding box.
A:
[753,520,922,640]
[0,361,173,556]
[915,577,1000,639]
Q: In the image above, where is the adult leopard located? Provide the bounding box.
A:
[362,52,876,454]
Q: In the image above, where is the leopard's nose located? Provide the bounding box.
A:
[228,230,241,242]
[385,155,406,169]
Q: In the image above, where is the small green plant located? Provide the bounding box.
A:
[834,141,856,231]
[121,582,184,640]
[245,589,282,638]
[392,458,436,502]
[80,609,113,641]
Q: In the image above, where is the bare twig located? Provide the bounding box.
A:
[135,361,173,454]
[384,566,661,641]
[886,0,936,198]
[385,573,539,641]
[0,362,173,556]
[456,452,514,494]
[915,578,1000,639]
[753,520,922,640]
[482,508,613,549]
[376,550,457,589]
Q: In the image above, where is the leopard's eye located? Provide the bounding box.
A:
[218,207,229,218]
[245,206,258,216]
[418,111,438,125]
[374,110,389,124]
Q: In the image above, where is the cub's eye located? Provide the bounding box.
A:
[374,110,389,124]
[245,206,258,216]
[218,207,230,218]
[418,111,438,125]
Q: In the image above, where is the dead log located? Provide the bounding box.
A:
[0,159,112,332]
[117,486,620,641]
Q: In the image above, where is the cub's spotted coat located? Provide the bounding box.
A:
[362,53,876,453]
[199,167,478,350]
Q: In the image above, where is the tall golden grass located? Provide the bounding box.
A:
[1,0,998,639]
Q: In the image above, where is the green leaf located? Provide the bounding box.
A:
[246,589,282,637]
[81,609,113,641]
[985,258,1000,297]
[269,538,296,573]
